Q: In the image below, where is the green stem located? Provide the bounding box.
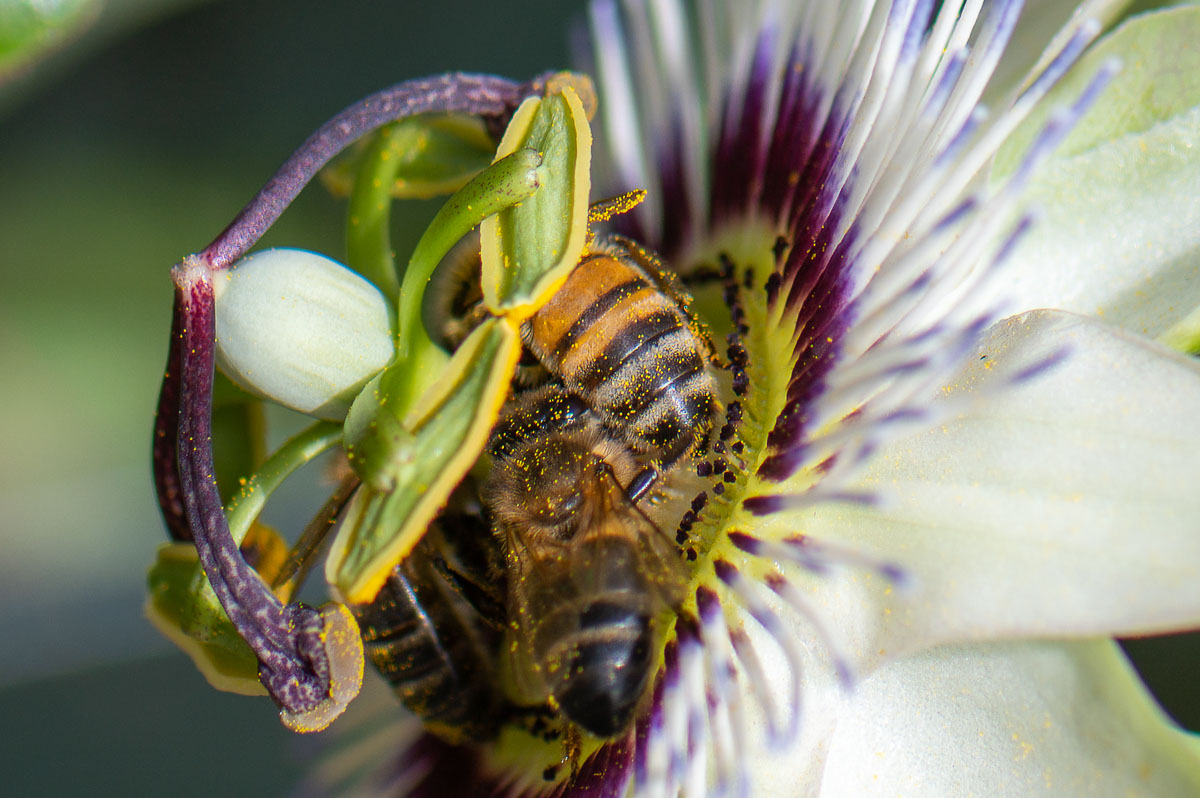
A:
[224,420,343,544]
[394,147,543,364]
[345,123,417,300]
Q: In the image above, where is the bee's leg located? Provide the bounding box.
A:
[564,724,583,779]
[428,552,507,631]
[626,466,659,504]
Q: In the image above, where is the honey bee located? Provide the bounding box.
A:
[484,384,688,739]
[351,500,510,744]
[422,222,718,739]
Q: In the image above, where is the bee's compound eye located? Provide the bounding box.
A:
[533,492,583,537]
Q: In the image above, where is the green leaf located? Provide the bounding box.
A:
[994,5,1200,338]
[995,4,1200,176]
[329,317,520,603]
[0,0,97,83]
[481,86,592,316]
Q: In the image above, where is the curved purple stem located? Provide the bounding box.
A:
[201,72,543,270]
[151,71,556,716]
[171,263,332,712]
[153,296,189,541]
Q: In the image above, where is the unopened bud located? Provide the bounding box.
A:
[214,248,394,420]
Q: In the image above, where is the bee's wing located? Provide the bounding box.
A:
[500,526,568,706]
[625,503,690,611]
[571,479,690,612]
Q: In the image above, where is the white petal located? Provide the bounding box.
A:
[771,310,1200,663]
[997,7,1200,337]
[818,640,1200,797]
[213,248,394,420]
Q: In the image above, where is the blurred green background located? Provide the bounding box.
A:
[0,0,1194,795]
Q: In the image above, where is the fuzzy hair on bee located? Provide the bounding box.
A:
[483,384,689,740]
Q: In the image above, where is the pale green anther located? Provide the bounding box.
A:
[213,248,395,421]
[481,87,592,315]
[331,318,521,603]
[340,147,542,492]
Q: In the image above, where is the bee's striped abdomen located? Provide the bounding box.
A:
[531,537,658,739]
[353,520,506,743]
[525,241,716,469]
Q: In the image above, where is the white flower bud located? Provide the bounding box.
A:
[214,248,394,420]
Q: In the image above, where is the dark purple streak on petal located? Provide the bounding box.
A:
[710,27,775,228]
[759,242,858,479]
[902,0,936,64]
[377,734,486,798]
[653,113,694,257]
[759,37,820,224]
[385,730,634,798]
[564,733,635,798]
[775,93,855,258]
[633,671,665,790]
